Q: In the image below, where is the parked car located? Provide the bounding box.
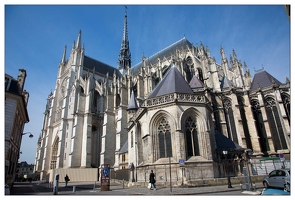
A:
[262,169,290,189]
[5,184,10,195]
[284,177,290,192]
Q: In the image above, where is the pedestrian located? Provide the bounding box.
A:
[149,170,156,190]
[64,174,70,186]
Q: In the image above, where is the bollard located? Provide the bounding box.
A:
[123,179,125,189]
[93,181,96,191]
[73,186,76,192]
[240,182,243,192]
[253,182,256,191]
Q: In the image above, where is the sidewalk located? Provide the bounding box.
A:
[31,181,264,195]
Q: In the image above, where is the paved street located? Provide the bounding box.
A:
[9,181,266,196]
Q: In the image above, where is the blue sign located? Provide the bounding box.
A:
[179,159,185,164]
[102,168,109,175]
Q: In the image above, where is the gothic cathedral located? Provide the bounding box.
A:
[34,12,290,183]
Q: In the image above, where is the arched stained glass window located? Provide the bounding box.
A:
[158,118,172,158]
[185,117,200,157]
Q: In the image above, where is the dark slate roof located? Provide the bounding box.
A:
[220,76,232,89]
[131,37,194,75]
[127,90,138,111]
[250,69,282,91]
[83,55,121,77]
[189,75,204,88]
[215,130,245,151]
[148,65,194,99]
[6,77,22,95]
[119,140,128,153]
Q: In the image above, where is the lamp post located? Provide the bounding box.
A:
[223,150,233,188]
[22,132,34,138]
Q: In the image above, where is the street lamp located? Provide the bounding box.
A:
[223,150,233,188]
[22,132,34,138]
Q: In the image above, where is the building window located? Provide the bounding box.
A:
[50,137,59,169]
[251,100,269,153]
[265,97,288,150]
[185,116,200,157]
[158,118,172,158]
[122,154,125,162]
[223,99,238,143]
[281,94,290,124]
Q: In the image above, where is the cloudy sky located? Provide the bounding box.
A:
[3,2,291,164]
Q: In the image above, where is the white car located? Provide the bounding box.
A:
[262,169,290,189]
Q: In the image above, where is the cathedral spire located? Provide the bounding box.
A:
[118,9,131,75]
[75,30,82,49]
[61,45,67,64]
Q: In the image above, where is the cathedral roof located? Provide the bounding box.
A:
[189,75,204,88]
[215,130,245,151]
[220,76,232,89]
[148,65,194,98]
[83,55,121,77]
[250,69,282,91]
[119,140,128,153]
[131,37,193,75]
[127,90,138,111]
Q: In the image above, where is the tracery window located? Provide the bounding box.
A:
[251,100,269,153]
[197,68,204,83]
[50,137,59,169]
[281,94,290,124]
[223,99,238,143]
[185,116,200,157]
[265,97,288,150]
[185,57,194,83]
[158,118,172,158]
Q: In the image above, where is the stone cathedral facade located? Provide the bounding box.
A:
[34,13,290,183]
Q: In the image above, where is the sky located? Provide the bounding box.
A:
[3,2,291,165]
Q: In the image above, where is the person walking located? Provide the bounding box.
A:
[64,174,70,187]
[149,170,156,190]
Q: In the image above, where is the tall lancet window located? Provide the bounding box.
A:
[50,137,59,169]
[265,97,288,150]
[281,94,290,125]
[197,68,204,83]
[185,116,200,157]
[251,100,269,153]
[185,57,194,83]
[223,99,238,144]
[158,118,172,158]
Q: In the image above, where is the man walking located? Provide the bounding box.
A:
[149,170,156,190]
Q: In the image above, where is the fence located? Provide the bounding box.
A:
[110,158,290,185]
[251,158,290,175]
